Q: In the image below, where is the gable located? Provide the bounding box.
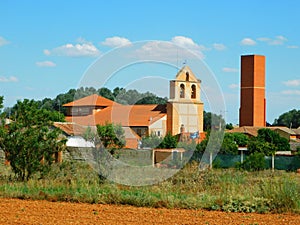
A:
[175,66,199,82]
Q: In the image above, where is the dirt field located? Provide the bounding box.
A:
[0,198,300,225]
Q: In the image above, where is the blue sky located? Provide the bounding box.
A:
[0,0,299,125]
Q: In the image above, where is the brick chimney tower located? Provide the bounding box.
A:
[239,55,266,127]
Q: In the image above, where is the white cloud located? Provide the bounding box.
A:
[257,35,288,45]
[287,45,299,49]
[0,76,18,82]
[101,36,132,47]
[0,36,9,47]
[257,37,271,42]
[135,36,204,62]
[44,40,100,57]
[240,38,256,46]
[283,79,300,87]
[229,83,239,89]
[36,61,56,67]
[213,43,226,51]
[281,90,300,95]
[222,67,238,73]
[171,36,206,59]
[171,36,206,50]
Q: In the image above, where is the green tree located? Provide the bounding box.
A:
[238,152,266,171]
[0,99,66,181]
[247,138,274,155]
[203,111,225,131]
[225,123,234,130]
[98,87,115,101]
[158,132,177,149]
[135,92,168,105]
[141,133,162,148]
[220,134,238,155]
[231,132,249,147]
[273,109,300,128]
[257,128,290,153]
[96,123,125,152]
[0,96,3,111]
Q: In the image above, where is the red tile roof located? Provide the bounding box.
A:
[66,104,166,127]
[53,122,95,136]
[227,126,296,137]
[63,94,119,107]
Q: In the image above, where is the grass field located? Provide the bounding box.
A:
[1,160,300,214]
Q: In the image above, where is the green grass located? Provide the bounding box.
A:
[1,161,300,213]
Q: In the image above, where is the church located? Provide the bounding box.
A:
[58,66,204,149]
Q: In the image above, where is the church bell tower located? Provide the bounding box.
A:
[167,66,204,135]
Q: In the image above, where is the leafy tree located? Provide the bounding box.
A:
[220,134,238,155]
[247,138,274,156]
[225,123,234,130]
[98,87,115,101]
[158,132,177,149]
[135,92,168,105]
[247,128,290,156]
[0,99,66,181]
[96,123,125,151]
[238,152,266,171]
[197,131,231,154]
[203,111,225,131]
[231,132,249,147]
[177,140,197,151]
[273,109,300,128]
[141,133,162,148]
[0,96,3,111]
[112,87,124,98]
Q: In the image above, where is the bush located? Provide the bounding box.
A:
[237,152,266,171]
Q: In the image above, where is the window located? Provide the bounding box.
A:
[157,131,161,137]
[186,72,189,81]
[191,84,196,99]
[180,84,185,98]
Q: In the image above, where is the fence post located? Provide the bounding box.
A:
[209,152,212,169]
[241,150,244,163]
[271,154,275,172]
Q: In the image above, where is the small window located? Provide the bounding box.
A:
[180,84,185,98]
[157,131,161,137]
[186,72,189,81]
[191,84,196,99]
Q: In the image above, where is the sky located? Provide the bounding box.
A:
[0,0,299,125]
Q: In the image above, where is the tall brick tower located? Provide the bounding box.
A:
[239,55,266,127]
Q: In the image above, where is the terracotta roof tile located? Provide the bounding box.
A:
[63,94,119,107]
[53,122,95,136]
[227,126,297,137]
[67,104,167,127]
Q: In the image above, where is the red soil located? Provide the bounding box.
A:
[0,198,300,225]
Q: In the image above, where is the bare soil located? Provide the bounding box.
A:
[0,198,300,225]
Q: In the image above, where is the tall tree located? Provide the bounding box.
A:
[0,99,66,181]
[0,96,3,111]
[203,111,225,131]
[96,123,125,152]
[247,128,290,156]
[98,87,115,101]
[273,109,300,128]
[158,132,177,149]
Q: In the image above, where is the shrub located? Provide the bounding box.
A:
[237,152,266,171]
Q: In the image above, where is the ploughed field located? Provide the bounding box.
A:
[1,198,300,225]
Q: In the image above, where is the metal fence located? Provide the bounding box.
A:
[190,152,300,171]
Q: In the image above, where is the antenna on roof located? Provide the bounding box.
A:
[176,46,179,71]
